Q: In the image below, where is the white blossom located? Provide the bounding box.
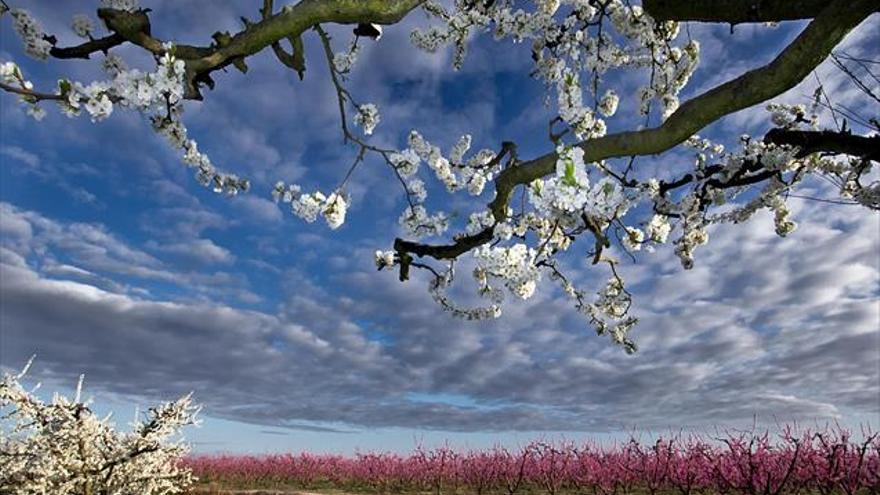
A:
[374,250,396,268]
[646,214,671,243]
[25,104,46,121]
[623,226,644,251]
[0,62,19,84]
[353,103,380,135]
[101,53,127,76]
[598,89,619,117]
[293,191,325,223]
[333,42,360,74]
[323,191,348,229]
[474,243,541,299]
[71,14,94,38]
[399,204,448,238]
[450,134,472,164]
[767,102,816,129]
[389,149,420,177]
[466,210,495,235]
[407,177,427,202]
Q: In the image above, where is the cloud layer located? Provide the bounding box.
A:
[1,196,877,432]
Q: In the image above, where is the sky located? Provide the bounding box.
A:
[0,2,878,455]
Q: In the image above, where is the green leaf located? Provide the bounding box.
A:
[57,79,71,96]
[602,182,615,196]
[562,160,579,187]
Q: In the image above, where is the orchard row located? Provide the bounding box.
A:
[187,424,880,495]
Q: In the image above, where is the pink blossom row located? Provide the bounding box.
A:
[185,424,880,494]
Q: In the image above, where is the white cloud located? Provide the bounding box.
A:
[148,238,236,265]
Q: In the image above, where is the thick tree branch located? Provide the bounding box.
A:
[184,0,423,98]
[394,0,874,263]
[270,35,307,79]
[394,229,494,261]
[48,33,126,59]
[764,129,880,160]
[489,0,873,217]
[96,8,212,60]
[642,0,879,23]
[86,1,422,98]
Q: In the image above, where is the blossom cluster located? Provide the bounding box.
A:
[353,103,380,136]
[529,146,630,224]
[428,266,503,321]
[473,244,541,299]
[767,102,819,129]
[272,182,349,229]
[71,14,95,38]
[411,0,700,139]
[388,130,502,240]
[0,359,199,494]
[2,34,249,196]
[332,40,360,74]
[10,9,52,60]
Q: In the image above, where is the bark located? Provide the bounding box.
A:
[183,0,424,97]
[60,1,424,98]
[642,0,880,23]
[764,129,880,160]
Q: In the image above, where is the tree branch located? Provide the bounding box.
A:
[764,128,880,160]
[490,0,873,217]
[642,0,879,23]
[96,8,213,59]
[394,0,875,263]
[81,2,422,98]
[183,0,424,98]
[48,33,126,59]
[394,228,494,260]
[0,81,64,102]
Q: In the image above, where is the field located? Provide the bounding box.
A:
[184,424,879,495]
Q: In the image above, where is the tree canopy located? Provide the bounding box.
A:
[1,0,878,353]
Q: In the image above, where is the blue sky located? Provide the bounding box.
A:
[0,2,878,454]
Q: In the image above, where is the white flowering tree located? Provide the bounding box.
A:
[0,359,200,494]
[1,0,878,352]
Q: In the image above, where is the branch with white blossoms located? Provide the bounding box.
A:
[267,25,392,231]
[8,8,53,60]
[0,358,200,495]
[274,24,512,237]
[542,257,639,353]
[0,46,249,196]
[387,97,877,351]
[428,264,503,321]
[412,0,701,135]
